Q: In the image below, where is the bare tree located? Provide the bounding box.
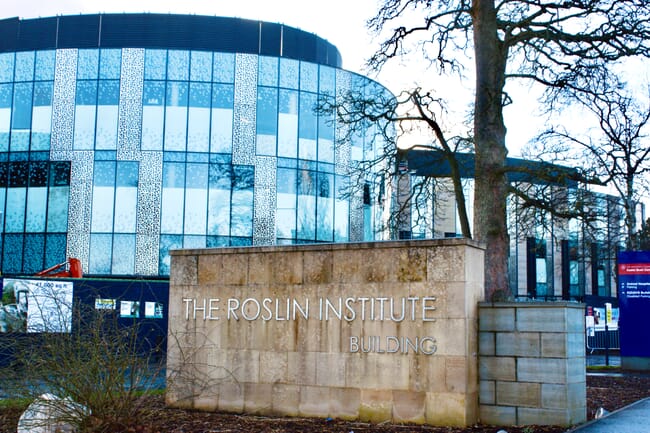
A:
[534,81,650,250]
[319,85,474,238]
[366,0,650,299]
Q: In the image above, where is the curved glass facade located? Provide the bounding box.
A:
[0,15,393,277]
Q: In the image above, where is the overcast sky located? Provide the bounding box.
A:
[1,0,603,154]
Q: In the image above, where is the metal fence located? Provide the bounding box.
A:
[586,328,620,353]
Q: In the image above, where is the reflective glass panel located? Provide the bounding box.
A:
[230,166,254,237]
[89,233,112,274]
[32,81,53,150]
[258,56,278,87]
[276,167,296,239]
[184,163,208,235]
[256,86,277,155]
[278,89,298,158]
[213,52,235,83]
[14,51,34,82]
[297,167,316,240]
[112,234,136,274]
[0,53,14,83]
[164,82,188,151]
[145,49,167,80]
[35,51,55,81]
[114,162,138,233]
[91,161,116,232]
[23,234,45,273]
[207,163,231,236]
[99,49,122,79]
[299,92,317,160]
[78,50,99,79]
[190,51,212,82]
[161,162,185,233]
[317,172,334,241]
[300,62,317,93]
[279,58,299,89]
[96,80,119,150]
[142,81,165,150]
[210,83,234,153]
[11,83,33,151]
[167,50,189,81]
[0,84,12,151]
[188,83,210,152]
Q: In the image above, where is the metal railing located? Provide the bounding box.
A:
[586,328,620,353]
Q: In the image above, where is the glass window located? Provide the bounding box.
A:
[210,83,234,153]
[91,161,116,232]
[184,163,208,234]
[74,81,97,150]
[161,162,186,233]
[190,51,212,82]
[0,84,10,151]
[89,233,112,274]
[47,162,70,232]
[145,49,167,80]
[188,83,211,153]
[300,62,318,93]
[278,89,298,158]
[14,52,34,82]
[112,234,135,275]
[99,49,122,79]
[26,162,48,230]
[35,51,55,81]
[213,52,235,83]
[11,83,33,151]
[0,53,14,83]
[96,80,119,150]
[280,58,299,89]
[23,234,45,273]
[114,162,138,233]
[319,66,335,96]
[2,234,22,273]
[159,234,182,275]
[77,50,99,79]
[45,234,67,267]
[142,81,165,150]
[208,163,232,236]
[256,86,277,155]
[317,172,334,241]
[259,56,278,87]
[230,165,254,237]
[334,175,349,241]
[297,167,316,240]
[164,82,188,151]
[167,50,189,81]
[276,168,296,239]
[5,188,26,232]
[318,97,334,163]
[299,92,317,160]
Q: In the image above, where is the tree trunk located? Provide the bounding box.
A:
[472,0,511,300]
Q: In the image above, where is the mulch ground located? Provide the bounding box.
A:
[2,374,649,433]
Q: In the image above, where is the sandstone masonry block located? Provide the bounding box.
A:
[496,332,540,357]
[479,307,515,331]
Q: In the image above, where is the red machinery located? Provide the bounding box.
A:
[34,258,83,278]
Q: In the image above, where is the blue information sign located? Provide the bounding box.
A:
[618,251,650,357]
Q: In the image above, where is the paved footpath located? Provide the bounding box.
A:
[568,397,650,433]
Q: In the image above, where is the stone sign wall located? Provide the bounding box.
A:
[166,239,485,426]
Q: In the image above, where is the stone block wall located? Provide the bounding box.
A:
[166,239,485,426]
[478,302,586,426]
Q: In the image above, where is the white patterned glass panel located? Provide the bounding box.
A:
[14,51,35,82]
[258,56,278,86]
